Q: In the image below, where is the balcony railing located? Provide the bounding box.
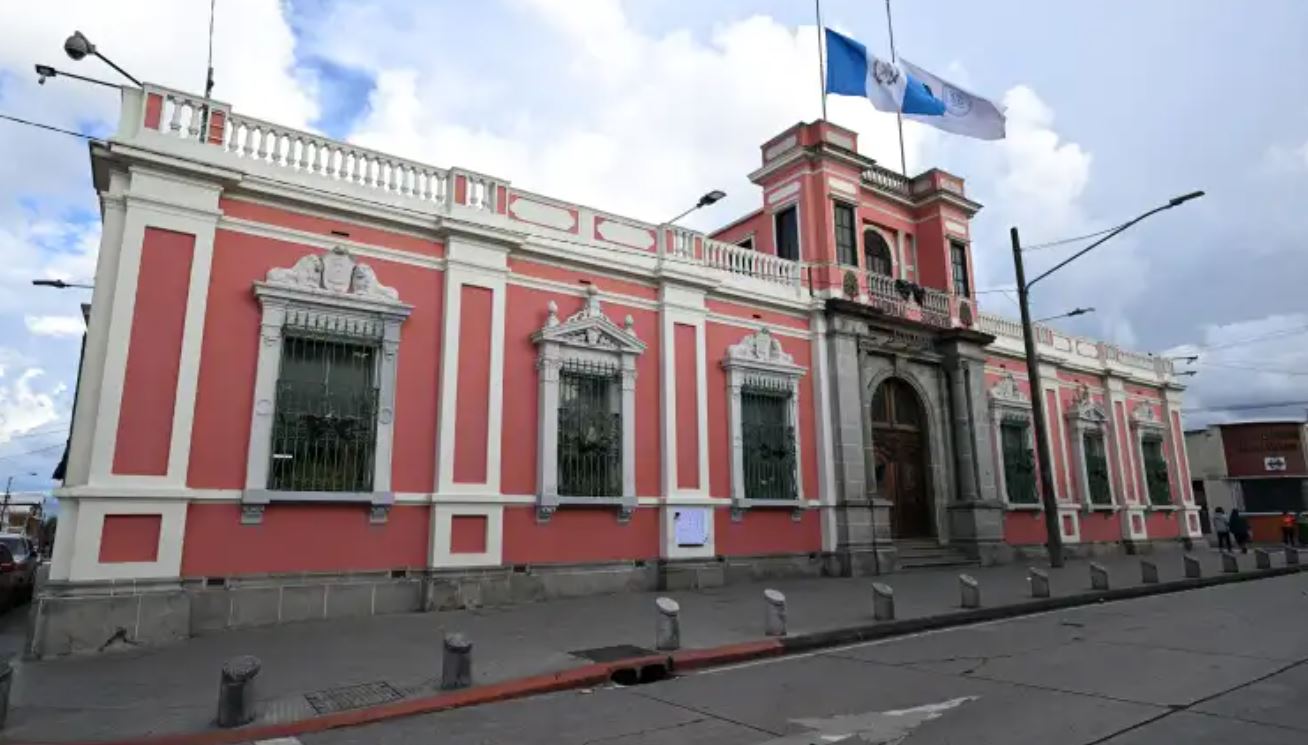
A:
[861,164,911,197]
[863,272,954,329]
[126,82,804,297]
[978,310,1175,378]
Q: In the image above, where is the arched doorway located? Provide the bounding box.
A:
[871,378,931,538]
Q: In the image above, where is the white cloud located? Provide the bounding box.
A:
[0,366,62,442]
[24,315,84,337]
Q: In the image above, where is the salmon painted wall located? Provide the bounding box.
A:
[187,229,442,492]
[1114,401,1137,503]
[715,508,821,555]
[1004,512,1046,545]
[674,323,700,490]
[453,286,492,484]
[507,258,658,301]
[501,505,659,564]
[711,210,773,255]
[181,503,430,576]
[113,228,194,475]
[221,198,443,259]
[1144,511,1180,539]
[706,320,818,505]
[1079,512,1119,543]
[500,283,661,497]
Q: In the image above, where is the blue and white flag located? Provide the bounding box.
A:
[824,28,1006,141]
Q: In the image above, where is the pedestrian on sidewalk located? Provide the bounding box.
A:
[1281,511,1297,546]
[1230,509,1250,554]
[1213,507,1232,552]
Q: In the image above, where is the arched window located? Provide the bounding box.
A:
[864,229,893,276]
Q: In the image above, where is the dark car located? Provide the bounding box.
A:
[0,534,40,602]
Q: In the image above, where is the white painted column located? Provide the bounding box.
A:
[810,312,839,552]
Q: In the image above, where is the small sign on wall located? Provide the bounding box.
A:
[674,508,709,547]
[1265,456,1288,472]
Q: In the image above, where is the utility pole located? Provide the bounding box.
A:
[2,476,13,532]
[1012,228,1064,566]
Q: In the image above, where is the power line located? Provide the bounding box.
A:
[1185,325,1308,353]
[1194,361,1308,377]
[1020,222,1127,252]
[1182,399,1308,413]
[0,112,101,141]
[1,424,70,442]
[0,443,64,463]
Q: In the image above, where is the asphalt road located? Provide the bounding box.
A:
[296,571,1308,745]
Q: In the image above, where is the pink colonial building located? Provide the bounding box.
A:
[37,84,1199,656]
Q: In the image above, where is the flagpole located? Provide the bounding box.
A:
[885,0,908,176]
[815,0,828,120]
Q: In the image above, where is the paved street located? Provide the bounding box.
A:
[296,571,1308,745]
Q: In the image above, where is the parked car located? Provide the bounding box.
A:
[0,545,23,609]
[0,534,40,602]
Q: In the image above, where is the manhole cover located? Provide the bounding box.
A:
[570,644,655,662]
[304,681,404,714]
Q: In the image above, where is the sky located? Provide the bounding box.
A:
[0,0,1305,495]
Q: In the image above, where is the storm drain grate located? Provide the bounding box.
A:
[570,644,656,663]
[304,681,405,714]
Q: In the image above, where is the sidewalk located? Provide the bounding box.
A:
[4,546,1296,743]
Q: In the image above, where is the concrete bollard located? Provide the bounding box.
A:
[1222,552,1239,574]
[1286,547,1301,567]
[440,633,473,690]
[1184,553,1202,579]
[216,655,261,728]
[872,582,895,621]
[763,589,787,637]
[1254,548,1272,570]
[1028,567,1050,598]
[655,597,681,651]
[1089,562,1109,591]
[1140,560,1159,585]
[959,574,980,609]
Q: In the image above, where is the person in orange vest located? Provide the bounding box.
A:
[1281,511,1296,547]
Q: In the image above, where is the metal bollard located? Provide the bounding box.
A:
[216,655,261,728]
[1222,552,1239,574]
[1286,547,1300,566]
[1183,553,1202,579]
[1089,562,1109,591]
[959,574,980,609]
[1140,560,1159,585]
[1254,548,1272,570]
[441,633,473,690]
[763,589,787,637]
[1028,566,1050,598]
[872,582,895,621]
[655,597,681,651]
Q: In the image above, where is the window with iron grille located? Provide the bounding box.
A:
[1142,436,1171,505]
[1083,431,1112,505]
[741,384,796,500]
[268,334,379,492]
[557,360,622,497]
[950,240,971,296]
[833,202,857,266]
[1001,420,1037,504]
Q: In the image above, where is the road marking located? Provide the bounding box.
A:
[749,696,979,744]
[253,739,301,745]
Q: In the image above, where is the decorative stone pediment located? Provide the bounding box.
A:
[988,370,1030,408]
[531,286,645,354]
[1131,401,1165,429]
[264,246,400,301]
[722,328,805,377]
[1066,383,1108,425]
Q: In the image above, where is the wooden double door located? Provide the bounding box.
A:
[871,378,932,538]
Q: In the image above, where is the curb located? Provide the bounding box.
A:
[20,564,1304,745]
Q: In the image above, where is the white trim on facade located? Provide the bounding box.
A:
[62,498,188,582]
[1064,384,1119,511]
[988,371,1039,510]
[430,504,504,568]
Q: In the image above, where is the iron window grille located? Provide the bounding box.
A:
[557,359,622,498]
[1083,432,1112,505]
[268,332,379,493]
[1141,436,1171,506]
[1001,421,1037,504]
[741,380,797,501]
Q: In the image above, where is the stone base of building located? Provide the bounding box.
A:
[1006,538,1191,563]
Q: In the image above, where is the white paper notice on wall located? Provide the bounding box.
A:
[1265,456,1288,472]
[674,508,709,547]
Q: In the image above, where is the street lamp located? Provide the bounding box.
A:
[666,189,727,225]
[1167,355,1199,364]
[62,30,142,87]
[1174,371,1198,377]
[32,279,94,290]
[33,63,119,90]
[1034,307,1095,324]
[1011,190,1204,568]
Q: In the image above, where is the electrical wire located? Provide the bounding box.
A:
[0,443,64,463]
[1183,325,1308,353]
[1182,399,1308,413]
[0,112,101,141]
[1020,222,1127,252]
[1193,361,1308,377]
